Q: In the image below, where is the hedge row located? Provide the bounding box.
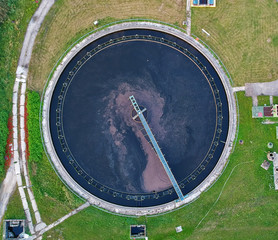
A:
[0,110,8,177]
[26,91,43,163]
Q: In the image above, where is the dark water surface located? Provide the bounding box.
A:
[50,29,229,207]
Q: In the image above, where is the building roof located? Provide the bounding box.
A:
[4,220,26,240]
[130,225,146,239]
[263,106,273,117]
[191,0,216,7]
[252,106,264,118]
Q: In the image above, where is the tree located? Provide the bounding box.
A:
[0,1,8,23]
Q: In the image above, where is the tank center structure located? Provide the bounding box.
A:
[42,22,237,216]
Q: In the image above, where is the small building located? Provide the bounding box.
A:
[3,220,26,240]
[252,104,278,118]
[191,0,216,7]
[130,225,146,239]
[252,106,264,118]
[264,106,273,117]
[261,160,271,171]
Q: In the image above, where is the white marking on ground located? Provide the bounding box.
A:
[195,161,253,229]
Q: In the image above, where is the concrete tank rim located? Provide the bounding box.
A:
[41,21,237,216]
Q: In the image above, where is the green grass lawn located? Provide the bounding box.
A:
[191,0,278,87]
[257,95,271,106]
[2,190,25,220]
[25,89,85,225]
[3,0,278,239]
[273,96,278,104]
[39,92,278,239]
[28,152,84,225]
[28,0,187,91]
[30,1,278,239]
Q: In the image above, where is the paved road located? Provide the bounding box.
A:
[233,86,245,92]
[245,80,278,97]
[245,79,278,106]
[0,162,17,223]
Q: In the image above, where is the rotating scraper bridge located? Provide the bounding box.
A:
[129,95,185,201]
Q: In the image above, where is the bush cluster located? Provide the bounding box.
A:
[0,0,17,24]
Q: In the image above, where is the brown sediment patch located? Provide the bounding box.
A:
[109,125,117,135]
[139,132,172,192]
[103,82,172,192]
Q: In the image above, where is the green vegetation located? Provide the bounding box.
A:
[42,207,130,240]
[3,0,278,239]
[41,93,278,239]
[273,96,278,104]
[29,152,84,225]
[3,190,25,220]
[26,90,83,224]
[257,95,271,106]
[0,0,39,234]
[272,34,278,47]
[26,91,43,163]
[0,0,9,23]
[191,0,278,86]
[0,0,39,180]
[0,111,8,179]
[28,0,186,91]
